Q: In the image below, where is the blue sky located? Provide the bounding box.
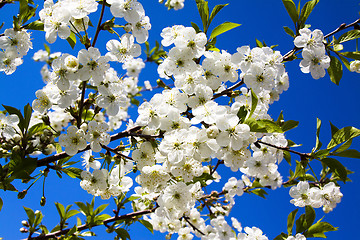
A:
[1,0,360,239]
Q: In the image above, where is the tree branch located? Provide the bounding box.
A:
[282,18,360,62]
[212,79,244,100]
[256,140,311,159]
[36,126,142,167]
[25,206,158,240]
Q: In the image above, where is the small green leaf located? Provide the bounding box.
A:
[24,206,35,225]
[66,32,76,49]
[338,54,350,71]
[209,4,228,27]
[327,126,360,150]
[94,204,108,215]
[139,219,154,234]
[304,206,316,229]
[284,150,291,165]
[237,106,247,123]
[0,197,3,212]
[321,158,347,183]
[314,118,322,151]
[287,209,298,235]
[333,149,360,159]
[327,56,343,85]
[282,120,299,132]
[329,121,339,137]
[62,167,82,179]
[306,221,337,238]
[283,26,296,37]
[282,0,298,24]
[209,22,241,40]
[274,233,288,240]
[195,0,209,32]
[250,188,268,199]
[341,51,360,60]
[191,22,200,33]
[255,39,264,48]
[115,228,131,240]
[24,20,44,31]
[55,202,65,219]
[23,103,32,132]
[338,30,360,43]
[295,214,306,233]
[245,118,283,133]
[249,89,258,118]
[299,0,319,28]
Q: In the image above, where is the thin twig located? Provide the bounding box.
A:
[212,79,244,100]
[36,126,142,167]
[92,0,106,48]
[25,207,158,240]
[256,140,311,159]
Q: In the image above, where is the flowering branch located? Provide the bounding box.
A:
[24,206,158,240]
[212,79,244,100]
[36,126,142,167]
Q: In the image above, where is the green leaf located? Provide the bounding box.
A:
[321,158,347,182]
[255,38,264,48]
[9,155,37,180]
[333,149,360,158]
[66,32,76,49]
[274,233,288,240]
[191,22,200,33]
[314,118,322,151]
[62,167,82,179]
[195,0,209,32]
[237,106,247,123]
[341,51,360,60]
[282,120,299,132]
[327,56,343,85]
[209,4,228,27]
[139,219,154,234]
[24,20,44,31]
[27,123,49,137]
[245,118,283,133]
[304,206,316,230]
[283,26,296,37]
[24,206,35,225]
[94,204,108,215]
[66,209,79,219]
[282,0,298,24]
[250,188,268,199]
[293,161,306,179]
[23,103,32,132]
[299,0,319,28]
[327,126,360,149]
[55,202,65,219]
[338,54,350,71]
[295,214,306,233]
[338,30,360,43]
[329,121,339,137]
[284,150,291,165]
[248,89,258,118]
[306,221,337,238]
[115,228,131,240]
[0,197,3,212]
[334,139,352,153]
[210,22,241,40]
[287,209,298,235]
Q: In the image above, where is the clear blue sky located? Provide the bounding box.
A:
[0,0,360,239]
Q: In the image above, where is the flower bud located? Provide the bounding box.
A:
[19,227,28,233]
[18,190,27,199]
[206,125,219,138]
[40,196,46,206]
[21,220,29,227]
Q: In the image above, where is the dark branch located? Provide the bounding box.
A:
[25,206,158,240]
[36,126,142,167]
[212,79,244,100]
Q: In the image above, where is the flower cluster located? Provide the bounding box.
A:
[294,28,330,79]
[289,181,343,213]
[0,28,32,74]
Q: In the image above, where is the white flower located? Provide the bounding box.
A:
[294,28,324,51]
[0,113,19,140]
[0,50,23,75]
[32,90,52,113]
[299,48,330,79]
[85,121,110,152]
[350,60,360,73]
[107,0,145,23]
[0,28,32,57]
[81,150,100,171]
[106,34,141,63]
[59,125,87,155]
